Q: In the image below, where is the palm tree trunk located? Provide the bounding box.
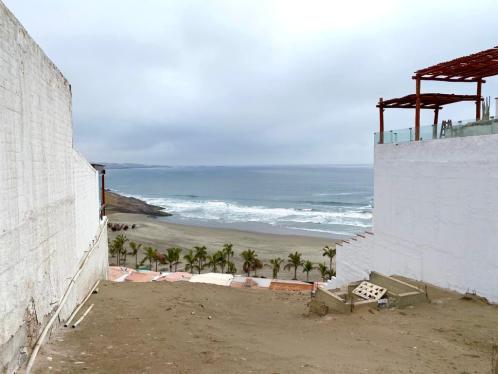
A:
[294,267,297,280]
[306,272,309,282]
[135,255,138,269]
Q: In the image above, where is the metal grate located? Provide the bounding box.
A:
[353,281,387,301]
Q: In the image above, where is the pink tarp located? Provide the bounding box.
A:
[108,266,136,282]
[125,271,160,283]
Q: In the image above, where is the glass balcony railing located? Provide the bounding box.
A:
[375,118,498,145]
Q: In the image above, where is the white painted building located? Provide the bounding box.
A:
[330,123,498,303]
[0,2,108,372]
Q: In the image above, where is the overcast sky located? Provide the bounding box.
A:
[5,0,498,165]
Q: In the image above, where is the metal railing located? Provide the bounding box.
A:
[375,118,498,145]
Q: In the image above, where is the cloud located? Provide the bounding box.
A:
[5,0,498,164]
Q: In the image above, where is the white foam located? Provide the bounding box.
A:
[138,195,372,227]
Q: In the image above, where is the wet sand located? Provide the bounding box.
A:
[107,212,337,281]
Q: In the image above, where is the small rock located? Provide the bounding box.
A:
[46,356,53,361]
[191,311,196,315]
[208,316,212,320]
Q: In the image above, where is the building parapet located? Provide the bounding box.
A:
[375,118,498,145]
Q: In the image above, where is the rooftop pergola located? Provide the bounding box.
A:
[377,93,481,143]
[411,46,498,140]
[414,46,498,82]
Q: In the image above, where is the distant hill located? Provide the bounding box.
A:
[100,162,170,170]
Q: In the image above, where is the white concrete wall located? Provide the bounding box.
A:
[333,134,498,302]
[327,234,375,289]
[0,2,108,372]
[373,134,498,301]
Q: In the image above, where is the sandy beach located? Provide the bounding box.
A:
[108,212,337,281]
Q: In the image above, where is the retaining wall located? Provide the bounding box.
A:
[0,3,108,372]
[332,134,498,302]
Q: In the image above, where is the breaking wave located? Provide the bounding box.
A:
[132,195,372,230]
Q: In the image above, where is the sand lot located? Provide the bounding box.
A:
[33,281,498,373]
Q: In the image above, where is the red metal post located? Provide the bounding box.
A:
[476,79,482,120]
[415,76,421,140]
[101,172,106,218]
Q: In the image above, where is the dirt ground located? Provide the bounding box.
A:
[34,281,498,374]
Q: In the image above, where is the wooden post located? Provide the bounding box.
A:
[415,76,421,140]
[433,108,439,139]
[379,98,384,144]
[476,79,482,120]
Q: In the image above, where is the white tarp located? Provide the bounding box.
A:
[189,273,234,287]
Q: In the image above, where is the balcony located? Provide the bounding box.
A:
[375,118,498,145]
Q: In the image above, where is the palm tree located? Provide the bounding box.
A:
[322,245,336,279]
[129,242,142,269]
[267,257,284,279]
[222,243,234,271]
[317,263,329,282]
[206,251,224,273]
[327,268,336,279]
[142,247,158,270]
[284,251,303,280]
[193,246,208,274]
[170,247,182,272]
[253,258,263,277]
[183,249,197,274]
[112,234,128,266]
[302,260,314,282]
[241,249,257,277]
[108,239,117,263]
[121,246,128,266]
[226,261,237,274]
[165,247,182,272]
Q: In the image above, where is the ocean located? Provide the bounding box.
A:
[106,165,373,238]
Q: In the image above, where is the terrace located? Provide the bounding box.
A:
[376,46,498,144]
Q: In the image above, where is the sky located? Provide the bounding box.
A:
[5,0,498,165]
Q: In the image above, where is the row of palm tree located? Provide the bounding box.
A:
[183,244,237,274]
[109,235,336,281]
[240,245,336,282]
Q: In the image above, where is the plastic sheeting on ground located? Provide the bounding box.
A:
[155,272,192,282]
[125,271,160,282]
[108,266,136,282]
[231,276,272,289]
[189,272,234,287]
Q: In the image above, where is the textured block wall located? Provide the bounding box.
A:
[373,134,498,302]
[0,2,108,372]
[332,134,498,303]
